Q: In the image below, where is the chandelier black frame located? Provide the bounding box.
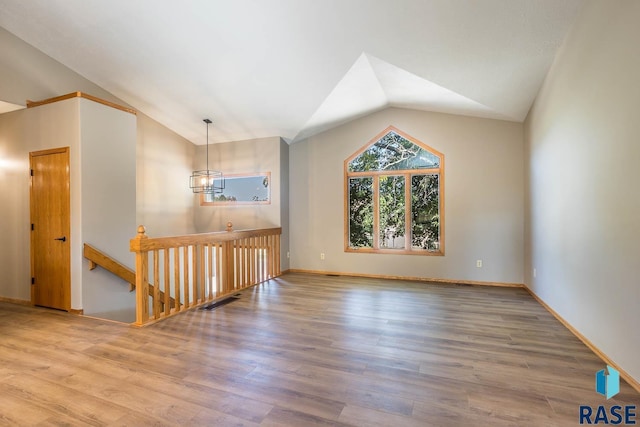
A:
[189,118,225,194]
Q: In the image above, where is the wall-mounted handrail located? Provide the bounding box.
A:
[83,243,174,307]
[84,243,136,286]
[129,225,282,326]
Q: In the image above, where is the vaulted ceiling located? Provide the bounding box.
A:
[0,0,584,144]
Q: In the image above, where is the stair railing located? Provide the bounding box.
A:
[129,224,282,326]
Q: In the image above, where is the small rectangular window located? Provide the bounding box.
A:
[200,172,270,205]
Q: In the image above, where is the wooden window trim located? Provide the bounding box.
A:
[344,126,445,256]
[199,171,271,206]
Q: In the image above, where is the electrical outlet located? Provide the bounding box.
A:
[533,268,537,278]
[287,251,290,259]
[476,260,483,268]
[320,253,325,260]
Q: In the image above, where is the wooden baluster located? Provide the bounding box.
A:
[164,248,170,315]
[253,236,258,284]
[241,238,246,288]
[192,245,198,305]
[267,235,275,279]
[275,234,281,276]
[153,250,160,319]
[264,235,268,281]
[207,244,213,301]
[249,237,257,285]
[198,244,205,303]
[237,239,242,289]
[256,236,261,283]
[216,243,222,296]
[174,247,181,312]
[273,234,278,277]
[258,236,264,283]
[241,238,247,288]
[183,246,189,309]
[132,226,149,326]
[225,241,234,294]
[263,235,267,281]
[248,237,254,285]
[235,240,240,291]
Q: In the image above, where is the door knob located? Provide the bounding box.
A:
[54,236,67,242]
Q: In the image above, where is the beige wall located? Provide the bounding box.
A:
[80,99,137,321]
[0,98,137,321]
[279,138,290,271]
[524,0,640,382]
[290,107,524,283]
[137,113,196,237]
[0,26,195,320]
[0,100,80,303]
[193,136,283,232]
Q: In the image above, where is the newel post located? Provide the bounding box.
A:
[130,225,149,326]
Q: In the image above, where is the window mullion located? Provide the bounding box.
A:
[405,173,411,251]
[373,175,380,250]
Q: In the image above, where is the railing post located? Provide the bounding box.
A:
[131,225,149,326]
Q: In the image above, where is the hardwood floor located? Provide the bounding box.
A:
[0,272,638,426]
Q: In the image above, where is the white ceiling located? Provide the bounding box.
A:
[0,0,583,145]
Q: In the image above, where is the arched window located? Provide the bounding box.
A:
[344,126,444,255]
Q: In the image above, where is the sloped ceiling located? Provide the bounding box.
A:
[0,0,583,144]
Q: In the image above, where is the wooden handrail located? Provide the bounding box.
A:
[84,243,135,285]
[130,224,282,326]
[129,227,282,252]
[83,243,174,306]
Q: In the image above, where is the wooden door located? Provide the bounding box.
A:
[30,147,71,311]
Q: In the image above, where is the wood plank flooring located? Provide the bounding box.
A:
[0,272,638,426]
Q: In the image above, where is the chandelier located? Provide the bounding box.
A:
[189,118,225,194]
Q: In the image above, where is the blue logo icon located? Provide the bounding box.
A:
[596,365,620,399]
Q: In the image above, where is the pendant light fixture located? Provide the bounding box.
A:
[189,118,225,194]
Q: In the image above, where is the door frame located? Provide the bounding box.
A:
[29,146,71,310]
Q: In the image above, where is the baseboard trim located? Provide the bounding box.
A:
[523,285,640,394]
[69,309,84,315]
[0,296,31,306]
[286,269,523,288]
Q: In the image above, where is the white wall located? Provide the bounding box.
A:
[525,0,640,382]
[290,107,524,283]
[80,99,137,321]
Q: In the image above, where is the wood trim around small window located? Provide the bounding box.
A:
[344,125,445,256]
[200,172,271,206]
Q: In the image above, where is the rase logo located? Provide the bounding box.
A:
[579,365,636,425]
[597,366,620,400]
